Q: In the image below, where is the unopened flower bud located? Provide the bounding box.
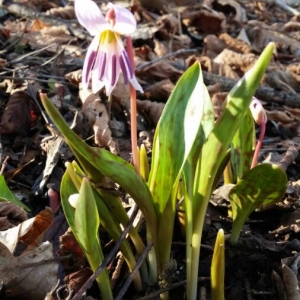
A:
[68,193,79,208]
[249,97,267,124]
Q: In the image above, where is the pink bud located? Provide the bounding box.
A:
[250,97,267,124]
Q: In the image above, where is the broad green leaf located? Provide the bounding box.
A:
[41,94,158,249]
[186,43,275,300]
[75,178,113,299]
[231,109,255,181]
[60,162,80,230]
[194,42,276,221]
[211,229,225,300]
[61,161,144,288]
[0,175,30,210]
[149,62,212,214]
[229,163,287,244]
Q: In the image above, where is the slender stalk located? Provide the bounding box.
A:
[187,195,210,300]
[251,121,266,168]
[126,36,140,175]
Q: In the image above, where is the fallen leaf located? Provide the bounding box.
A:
[0,241,59,300]
[64,268,93,293]
[137,100,165,125]
[20,207,53,246]
[0,202,27,231]
[0,91,39,135]
[0,207,53,252]
[81,93,118,154]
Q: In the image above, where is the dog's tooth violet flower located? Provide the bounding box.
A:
[75,0,143,95]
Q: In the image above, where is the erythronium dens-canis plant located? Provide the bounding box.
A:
[41,41,287,300]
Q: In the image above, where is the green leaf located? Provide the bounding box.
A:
[229,163,287,244]
[148,62,212,214]
[186,42,275,300]
[231,109,255,181]
[75,178,113,299]
[61,161,144,289]
[41,94,158,249]
[60,162,80,230]
[0,175,30,210]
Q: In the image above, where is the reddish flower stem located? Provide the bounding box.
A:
[126,36,140,175]
[251,121,266,169]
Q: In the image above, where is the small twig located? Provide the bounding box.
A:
[71,204,140,300]
[136,48,200,72]
[115,240,154,300]
[10,43,58,63]
[266,0,300,15]
[0,156,9,175]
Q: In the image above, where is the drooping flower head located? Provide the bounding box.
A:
[75,0,143,95]
[249,97,267,125]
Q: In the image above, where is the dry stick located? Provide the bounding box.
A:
[115,240,153,300]
[126,36,140,175]
[70,205,140,300]
[135,48,200,72]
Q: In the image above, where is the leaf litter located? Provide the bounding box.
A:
[1,0,300,299]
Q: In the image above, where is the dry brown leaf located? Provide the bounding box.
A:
[0,241,59,300]
[13,0,59,10]
[0,202,27,231]
[247,22,300,56]
[213,0,247,24]
[266,109,297,125]
[218,33,252,54]
[281,21,300,32]
[281,255,300,300]
[82,94,118,154]
[22,26,71,52]
[138,0,197,11]
[204,34,227,56]
[20,207,53,246]
[57,228,84,270]
[182,8,225,34]
[264,69,300,93]
[145,79,175,101]
[0,207,53,252]
[29,19,50,31]
[196,56,239,79]
[137,61,183,80]
[154,39,168,57]
[0,91,39,135]
[137,100,165,125]
[65,69,82,86]
[214,49,256,72]
[64,268,93,293]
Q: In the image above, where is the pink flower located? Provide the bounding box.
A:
[250,97,267,124]
[75,0,143,95]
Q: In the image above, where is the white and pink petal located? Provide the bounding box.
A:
[107,3,137,35]
[75,0,109,36]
